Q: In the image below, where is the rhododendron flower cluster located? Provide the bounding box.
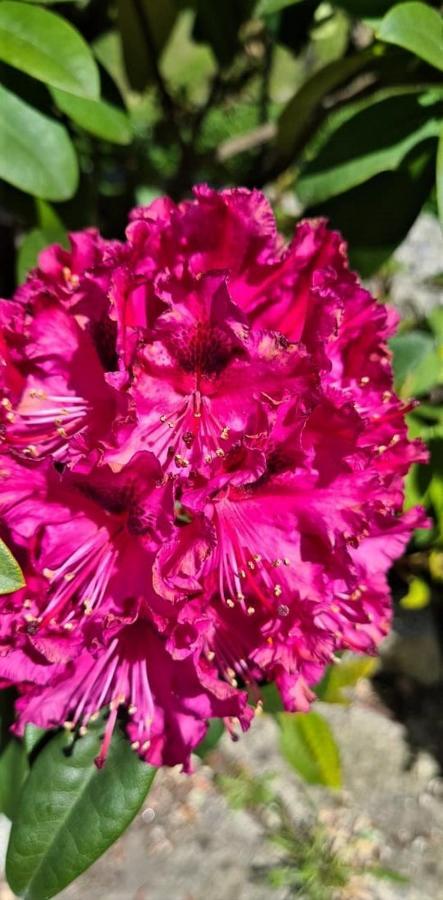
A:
[0,187,425,769]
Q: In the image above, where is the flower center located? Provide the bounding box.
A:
[172,322,238,379]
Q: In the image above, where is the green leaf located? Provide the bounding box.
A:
[315,655,377,704]
[390,330,441,397]
[278,711,342,788]
[6,722,156,900]
[377,2,443,72]
[17,199,68,283]
[297,89,442,205]
[0,1,99,98]
[160,10,216,105]
[255,0,304,15]
[17,227,67,283]
[275,48,376,165]
[35,198,64,232]
[428,306,443,342]
[0,738,29,821]
[51,88,132,145]
[0,538,24,594]
[306,140,436,276]
[437,123,443,227]
[429,550,443,583]
[23,725,46,756]
[260,682,284,713]
[20,0,77,4]
[400,576,431,609]
[194,719,224,758]
[0,85,78,200]
[93,30,130,100]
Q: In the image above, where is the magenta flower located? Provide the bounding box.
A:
[0,187,425,769]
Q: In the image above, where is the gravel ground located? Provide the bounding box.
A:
[54,697,443,900]
[0,214,442,900]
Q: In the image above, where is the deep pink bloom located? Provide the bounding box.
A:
[0,187,426,769]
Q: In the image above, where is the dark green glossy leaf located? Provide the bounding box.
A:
[51,88,132,145]
[377,2,443,72]
[275,47,375,165]
[0,738,29,821]
[297,89,442,205]
[6,722,156,900]
[278,711,342,787]
[0,85,78,200]
[23,725,46,756]
[306,140,436,276]
[194,719,224,758]
[0,1,99,98]
[260,683,284,713]
[0,538,24,594]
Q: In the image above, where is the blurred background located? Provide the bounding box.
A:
[0,0,442,897]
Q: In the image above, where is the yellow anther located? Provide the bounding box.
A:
[42,568,56,580]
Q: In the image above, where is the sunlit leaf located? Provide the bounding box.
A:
[0,539,24,594]
[278,711,342,787]
[51,88,132,144]
[400,576,431,609]
[93,30,130,100]
[429,550,443,583]
[0,1,99,98]
[315,655,378,704]
[307,141,436,276]
[0,84,78,200]
[255,0,304,15]
[297,89,442,205]
[377,2,443,72]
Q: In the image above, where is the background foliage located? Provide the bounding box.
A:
[0,0,442,897]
